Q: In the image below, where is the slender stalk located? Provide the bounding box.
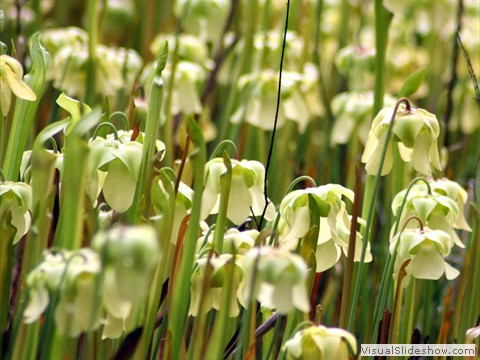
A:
[348,98,412,332]
[128,44,167,223]
[85,0,98,105]
[260,0,291,229]
[167,118,206,360]
[3,34,50,182]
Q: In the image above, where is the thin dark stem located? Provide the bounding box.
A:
[259,0,290,229]
[457,34,480,104]
[443,0,464,144]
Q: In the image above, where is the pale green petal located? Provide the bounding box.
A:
[326,328,358,355]
[0,76,12,114]
[284,331,304,358]
[23,287,50,323]
[292,283,311,313]
[272,280,295,313]
[113,142,143,179]
[281,206,310,249]
[411,131,434,175]
[103,159,137,212]
[311,331,342,360]
[5,68,36,101]
[444,261,460,280]
[409,244,445,280]
[227,174,253,225]
[55,297,83,337]
[315,239,341,272]
[102,312,125,339]
[412,198,437,222]
[330,115,355,145]
[393,115,425,148]
[364,131,394,176]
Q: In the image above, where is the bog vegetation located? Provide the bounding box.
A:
[0,0,479,359]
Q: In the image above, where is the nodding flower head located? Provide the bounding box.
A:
[362,104,441,176]
[238,247,310,314]
[391,227,459,286]
[283,325,357,360]
[201,158,275,225]
[279,184,372,272]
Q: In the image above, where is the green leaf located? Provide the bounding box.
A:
[3,33,51,181]
[155,41,169,75]
[398,69,426,97]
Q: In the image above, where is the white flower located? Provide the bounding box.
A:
[391,180,471,249]
[279,184,372,272]
[92,225,160,338]
[88,130,165,212]
[238,247,310,314]
[391,227,459,286]
[362,104,442,176]
[0,181,32,244]
[23,249,102,338]
[283,325,357,360]
[189,254,243,317]
[0,54,36,115]
[201,158,276,225]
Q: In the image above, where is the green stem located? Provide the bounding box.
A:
[85,0,99,105]
[370,178,431,345]
[3,34,50,182]
[213,152,232,253]
[128,45,167,223]
[372,0,392,116]
[167,118,206,360]
[348,98,411,332]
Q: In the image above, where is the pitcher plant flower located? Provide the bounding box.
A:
[283,325,357,360]
[92,225,160,338]
[201,158,275,225]
[189,254,243,317]
[391,180,471,248]
[0,54,36,116]
[361,103,442,176]
[0,180,32,244]
[23,249,102,337]
[238,247,310,314]
[88,129,165,212]
[279,184,372,272]
[391,227,459,286]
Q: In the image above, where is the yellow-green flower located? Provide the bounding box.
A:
[23,249,102,338]
[174,0,231,43]
[238,247,310,314]
[0,181,32,244]
[201,158,275,225]
[0,54,36,115]
[88,130,165,212]
[93,225,160,339]
[391,227,459,286]
[283,325,357,360]
[362,104,442,176]
[391,180,471,248]
[279,184,372,272]
[197,228,259,255]
[189,254,243,317]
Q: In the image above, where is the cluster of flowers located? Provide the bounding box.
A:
[23,225,159,339]
[390,178,471,286]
